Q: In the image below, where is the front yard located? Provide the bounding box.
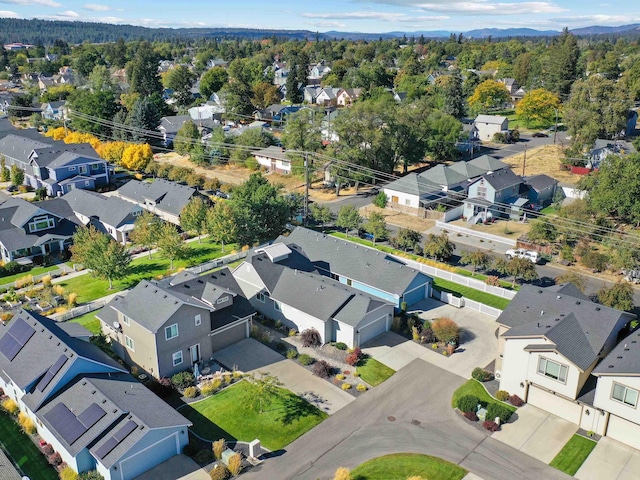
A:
[179,381,327,451]
[549,434,597,475]
[356,358,395,386]
[350,453,467,480]
[451,379,516,413]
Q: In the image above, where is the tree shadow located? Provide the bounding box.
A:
[277,394,324,425]
[178,403,237,444]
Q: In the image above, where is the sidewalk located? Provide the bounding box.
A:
[426,224,512,255]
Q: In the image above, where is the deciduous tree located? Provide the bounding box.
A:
[156,222,188,270]
[200,67,228,99]
[121,143,153,171]
[309,203,334,228]
[494,257,539,288]
[597,281,634,311]
[336,205,362,237]
[206,203,236,253]
[180,197,209,242]
[364,211,388,244]
[468,79,510,114]
[244,373,282,414]
[423,233,455,261]
[459,250,492,274]
[516,88,560,127]
[129,211,161,258]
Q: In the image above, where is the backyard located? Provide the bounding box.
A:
[0,264,59,287]
[350,453,467,480]
[356,358,395,387]
[549,434,597,475]
[178,381,327,451]
[70,311,101,335]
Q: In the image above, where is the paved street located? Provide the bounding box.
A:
[242,360,571,480]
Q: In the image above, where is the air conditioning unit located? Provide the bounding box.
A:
[494,370,502,380]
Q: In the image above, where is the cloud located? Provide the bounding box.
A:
[302,10,447,22]
[0,0,61,7]
[83,3,110,11]
[58,10,79,17]
[0,9,19,17]
[414,1,566,15]
[552,14,640,25]
[307,21,348,28]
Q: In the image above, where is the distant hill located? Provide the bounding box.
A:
[464,28,559,38]
[570,23,640,35]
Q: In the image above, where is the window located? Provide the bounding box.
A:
[121,315,130,326]
[85,181,90,186]
[79,165,87,174]
[195,314,201,326]
[612,383,639,407]
[68,166,76,171]
[274,300,281,312]
[132,210,142,217]
[477,186,487,198]
[91,163,100,170]
[125,335,135,351]
[28,215,55,232]
[216,296,228,304]
[257,292,266,303]
[405,199,411,206]
[537,357,568,383]
[172,351,183,367]
[165,323,179,340]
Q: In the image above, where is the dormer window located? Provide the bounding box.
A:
[216,296,228,305]
[29,215,54,232]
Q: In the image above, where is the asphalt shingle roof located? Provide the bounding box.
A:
[61,189,138,229]
[525,174,558,192]
[117,179,198,217]
[419,164,468,187]
[468,155,508,173]
[383,173,441,197]
[594,330,640,375]
[476,168,522,191]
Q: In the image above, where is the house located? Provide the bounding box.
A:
[0,310,190,480]
[474,114,509,141]
[303,86,322,104]
[97,268,255,378]
[40,101,66,121]
[232,243,395,347]
[206,58,228,69]
[188,104,224,124]
[382,173,444,213]
[254,146,292,174]
[626,110,638,136]
[38,75,55,91]
[498,78,526,107]
[463,168,525,222]
[314,87,341,106]
[158,115,192,146]
[254,104,302,126]
[419,164,469,193]
[272,227,432,309]
[308,62,331,85]
[524,174,558,207]
[116,179,204,226]
[588,139,636,169]
[495,284,635,443]
[336,88,362,106]
[0,196,78,263]
[0,133,110,196]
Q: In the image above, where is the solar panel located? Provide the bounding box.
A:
[94,437,119,459]
[113,420,138,442]
[36,355,69,392]
[9,318,35,345]
[78,403,106,429]
[44,403,87,445]
[0,334,21,361]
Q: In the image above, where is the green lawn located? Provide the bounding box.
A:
[0,410,58,480]
[550,434,597,475]
[0,264,59,287]
[451,379,516,412]
[432,278,510,310]
[540,206,558,215]
[179,381,327,450]
[357,358,395,386]
[350,453,467,480]
[58,241,238,304]
[69,311,101,335]
[454,268,517,290]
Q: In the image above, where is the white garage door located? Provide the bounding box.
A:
[528,386,582,424]
[120,434,178,480]
[606,415,640,450]
[357,315,388,346]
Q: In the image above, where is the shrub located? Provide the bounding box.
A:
[1,398,18,415]
[288,328,297,337]
[391,315,404,332]
[464,411,478,421]
[353,371,360,377]
[227,453,242,477]
[42,444,54,455]
[286,349,298,359]
[400,301,408,312]
[209,465,228,480]
[356,384,367,392]
[345,347,363,366]
[78,471,103,480]
[48,452,63,466]
[313,360,333,378]
[509,394,524,407]
[59,465,79,480]
[147,377,173,398]
[212,438,226,460]
[432,317,460,344]
[412,326,420,341]
[336,374,346,381]
[18,412,36,434]
[334,467,352,480]
[457,395,479,413]
[41,274,52,286]
[183,386,199,398]
[341,383,352,390]
[484,275,501,287]
[496,390,510,402]
[275,341,287,353]
[202,379,222,396]
[298,353,314,365]
[3,261,21,275]
[581,251,609,272]
[301,328,322,347]
[471,367,494,382]
[334,342,347,351]
[222,373,232,384]
[486,403,513,423]
[171,371,195,389]
[483,420,500,432]
[420,327,437,344]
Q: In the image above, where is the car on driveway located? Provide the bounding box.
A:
[532,132,549,138]
[505,248,540,264]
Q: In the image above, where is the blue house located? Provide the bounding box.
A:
[463,168,526,223]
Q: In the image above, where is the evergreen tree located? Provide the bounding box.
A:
[441,73,465,118]
[128,41,162,97]
[127,97,162,144]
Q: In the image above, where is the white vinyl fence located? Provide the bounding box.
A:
[431,288,503,319]
[54,299,109,321]
[435,220,517,247]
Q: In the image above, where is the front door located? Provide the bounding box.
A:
[189,344,200,365]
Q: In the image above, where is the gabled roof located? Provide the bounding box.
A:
[61,189,138,229]
[117,179,198,217]
[159,115,191,134]
[448,160,488,179]
[472,168,522,192]
[525,174,558,192]
[594,330,640,376]
[383,173,441,197]
[475,114,508,125]
[0,133,50,163]
[468,155,508,172]
[254,145,289,162]
[419,164,467,187]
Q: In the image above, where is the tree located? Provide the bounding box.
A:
[244,373,283,414]
[128,41,162,97]
[336,205,362,237]
[173,120,199,154]
[200,67,228,99]
[127,96,162,144]
[0,156,9,182]
[281,109,322,154]
[423,233,455,261]
[364,212,388,245]
[554,272,587,292]
[309,203,334,228]
[527,219,558,243]
[180,197,209,242]
[121,143,153,171]
[392,228,422,252]
[251,82,280,110]
[70,226,131,289]
[459,250,492,274]
[597,281,634,311]
[87,64,113,92]
[494,257,539,288]
[10,164,24,187]
[515,89,560,127]
[157,222,188,270]
[373,192,388,209]
[129,211,161,258]
[425,110,462,162]
[440,73,465,118]
[544,28,580,100]
[468,79,510,114]
[163,65,195,106]
[68,89,119,135]
[206,203,237,253]
[285,64,303,103]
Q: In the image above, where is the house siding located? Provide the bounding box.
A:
[211,320,249,352]
[114,428,186,480]
[594,376,640,427]
[338,276,399,307]
[383,188,420,209]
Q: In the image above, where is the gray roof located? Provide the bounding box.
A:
[160,115,191,134]
[0,133,50,163]
[468,155,508,172]
[61,189,138,229]
[254,145,290,162]
[476,168,522,191]
[383,173,442,197]
[525,174,558,192]
[276,227,430,298]
[448,160,488,179]
[419,164,467,187]
[594,330,640,376]
[117,179,198,217]
[475,114,508,125]
[499,284,634,371]
[0,133,102,169]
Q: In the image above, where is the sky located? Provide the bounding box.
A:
[0,0,637,33]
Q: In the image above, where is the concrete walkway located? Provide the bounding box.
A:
[0,447,22,480]
[134,455,209,480]
[576,437,640,480]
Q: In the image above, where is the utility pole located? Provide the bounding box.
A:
[304,153,310,225]
[553,108,558,144]
[522,146,527,177]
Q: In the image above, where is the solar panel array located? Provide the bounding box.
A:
[0,318,35,360]
[44,402,107,445]
[94,420,138,459]
[36,354,69,392]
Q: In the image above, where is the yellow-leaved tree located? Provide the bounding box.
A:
[468,79,510,114]
[63,131,102,150]
[45,126,67,140]
[121,143,153,171]
[515,88,561,127]
[96,141,128,164]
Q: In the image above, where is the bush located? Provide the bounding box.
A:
[373,191,388,209]
[496,390,510,402]
[275,341,287,353]
[420,327,437,344]
[484,275,501,287]
[227,453,242,477]
[356,384,367,392]
[48,452,63,466]
[212,438,226,460]
[147,377,173,398]
[471,367,494,382]
[298,353,314,365]
[391,315,404,332]
[486,403,513,423]
[345,347,363,366]
[209,465,228,480]
[457,395,479,413]
[509,394,524,407]
[288,328,297,337]
[1,398,18,415]
[336,374,346,381]
[334,467,352,480]
[301,328,322,347]
[432,317,460,344]
[183,386,199,398]
[18,412,36,434]
[3,261,21,275]
[286,349,298,359]
[483,420,500,432]
[59,465,79,480]
[464,411,478,421]
[334,342,347,351]
[313,360,333,378]
[581,251,609,272]
[341,383,352,390]
[171,371,195,389]
[78,471,103,480]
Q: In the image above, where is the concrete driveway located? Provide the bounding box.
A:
[492,404,577,464]
[363,298,499,377]
[214,339,354,415]
[576,437,640,480]
[134,455,209,480]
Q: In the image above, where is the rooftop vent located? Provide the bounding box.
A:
[557,295,561,299]
[617,356,623,359]
[540,310,544,316]
[595,307,601,311]
[609,365,615,368]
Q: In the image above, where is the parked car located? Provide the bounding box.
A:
[214,190,230,199]
[532,132,549,138]
[505,248,540,264]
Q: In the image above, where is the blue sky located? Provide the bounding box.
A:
[0,0,636,33]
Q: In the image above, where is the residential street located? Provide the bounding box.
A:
[242,360,571,480]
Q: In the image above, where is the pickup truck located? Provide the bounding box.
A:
[505,248,540,264]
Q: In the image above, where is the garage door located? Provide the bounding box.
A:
[357,315,388,346]
[211,321,248,352]
[402,283,428,307]
[120,434,178,480]
[528,386,582,424]
[606,415,640,450]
